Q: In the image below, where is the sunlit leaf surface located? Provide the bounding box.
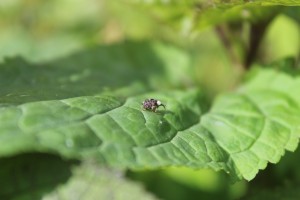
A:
[0,42,299,182]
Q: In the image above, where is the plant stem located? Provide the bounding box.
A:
[215,25,244,74]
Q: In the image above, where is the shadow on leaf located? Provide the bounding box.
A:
[0,41,171,104]
[0,153,78,200]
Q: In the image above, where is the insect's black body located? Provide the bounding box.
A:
[142,99,165,112]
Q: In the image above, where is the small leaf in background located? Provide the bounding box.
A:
[0,154,158,200]
[0,41,192,104]
[43,162,158,200]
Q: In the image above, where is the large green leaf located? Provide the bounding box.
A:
[200,72,300,180]
[1,44,300,182]
[1,42,300,182]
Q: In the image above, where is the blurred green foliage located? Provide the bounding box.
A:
[0,0,299,200]
[0,0,299,92]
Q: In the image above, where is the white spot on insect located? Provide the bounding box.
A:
[142,98,166,112]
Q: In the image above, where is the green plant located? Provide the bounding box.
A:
[0,0,299,199]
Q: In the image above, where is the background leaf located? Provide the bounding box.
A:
[43,162,158,200]
[0,41,192,104]
[0,154,157,200]
[245,185,300,200]
[123,0,299,33]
